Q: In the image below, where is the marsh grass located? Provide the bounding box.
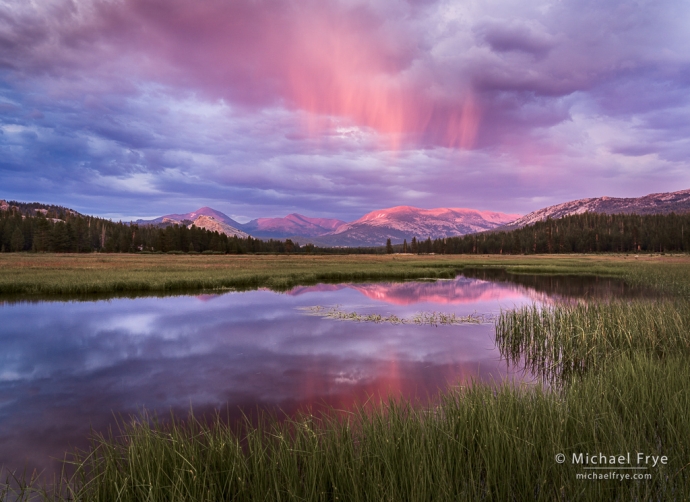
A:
[1,470,41,502]
[496,299,690,383]
[2,253,689,300]
[4,354,688,501]
[3,254,690,500]
[301,305,490,325]
[0,254,462,298]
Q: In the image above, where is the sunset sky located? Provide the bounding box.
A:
[1,0,689,222]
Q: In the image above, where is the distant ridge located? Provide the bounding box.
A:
[136,208,345,240]
[9,188,690,247]
[316,206,521,247]
[0,199,81,217]
[135,205,520,246]
[242,213,347,238]
[501,188,690,230]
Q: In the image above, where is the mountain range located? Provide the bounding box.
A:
[498,188,690,231]
[315,207,520,247]
[131,187,690,247]
[136,206,521,246]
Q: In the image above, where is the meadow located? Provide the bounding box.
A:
[1,252,689,298]
[2,253,690,500]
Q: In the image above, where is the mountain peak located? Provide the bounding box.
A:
[189,215,250,238]
[136,207,241,228]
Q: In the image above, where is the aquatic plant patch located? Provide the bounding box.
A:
[300,305,491,325]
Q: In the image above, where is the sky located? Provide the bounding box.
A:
[1,0,689,222]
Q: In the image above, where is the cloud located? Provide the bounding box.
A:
[1,0,690,218]
[475,19,556,57]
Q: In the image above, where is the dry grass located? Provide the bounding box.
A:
[2,252,690,298]
[301,305,489,325]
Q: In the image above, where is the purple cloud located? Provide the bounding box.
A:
[0,0,689,219]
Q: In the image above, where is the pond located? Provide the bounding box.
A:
[0,272,640,479]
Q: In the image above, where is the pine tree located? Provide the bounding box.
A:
[386,238,393,254]
[10,227,24,251]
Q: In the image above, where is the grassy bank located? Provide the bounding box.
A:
[7,354,687,501]
[1,252,690,299]
[2,254,690,500]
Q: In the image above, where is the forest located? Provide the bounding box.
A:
[429,212,690,254]
[1,201,689,254]
[0,203,309,254]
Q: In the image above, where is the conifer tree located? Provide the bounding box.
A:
[10,227,24,252]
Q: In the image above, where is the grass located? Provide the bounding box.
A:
[300,305,489,325]
[496,299,690,383]
[1,252,689,299]
[2,253,690,499]
[5,354,688,501]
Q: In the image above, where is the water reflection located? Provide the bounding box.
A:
[460,268,655,301]
[0,273,633,479]
[289,278,542,306]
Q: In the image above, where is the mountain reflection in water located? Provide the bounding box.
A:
[0,273,635,479]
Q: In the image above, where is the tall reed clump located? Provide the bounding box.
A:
[496,299,690,383]
[6,354,685,501]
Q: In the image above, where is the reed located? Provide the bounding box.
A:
[3,254,690,499]
[496,299,690,383]
[6,354,687,501]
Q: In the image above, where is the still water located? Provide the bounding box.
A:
[0,273,635,478]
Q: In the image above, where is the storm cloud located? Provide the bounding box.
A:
[1,0,689,220]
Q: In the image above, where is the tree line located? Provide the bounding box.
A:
[0,205,311,254]
[2,203,689,255]
[394,212,690,255]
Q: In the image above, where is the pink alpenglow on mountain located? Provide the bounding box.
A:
[188,215,250,238]
[138,204,520,246]
[137,207,243,228]
[501,188,690,230]
[242,213,347,238]
[334,206,520,233]
[319,206,521,246]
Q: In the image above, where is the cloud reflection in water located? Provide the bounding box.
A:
[0,277,537,478]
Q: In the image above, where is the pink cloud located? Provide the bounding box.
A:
[73,0,482,148]
[3,0,690,219]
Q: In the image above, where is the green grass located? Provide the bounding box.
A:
[2,253,690,500]
[496,299,690,383]
[6,354,687,501]
[0,254,460,298]
[1,252,689,299]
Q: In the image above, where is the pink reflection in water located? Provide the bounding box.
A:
[288,277,549,306]
[2,276,549,481]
